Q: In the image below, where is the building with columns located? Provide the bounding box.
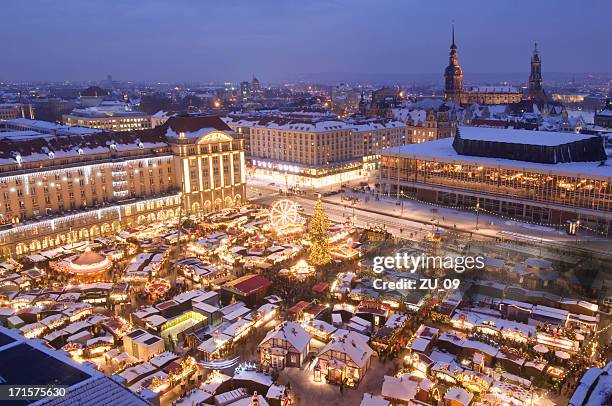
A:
[0,116,245,257]
[165,116,246,214]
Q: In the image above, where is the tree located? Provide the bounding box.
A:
[308,196,331,266]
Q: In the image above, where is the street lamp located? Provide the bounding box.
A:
[475,202,480,230]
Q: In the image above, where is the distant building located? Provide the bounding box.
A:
[367,87,401,118]
[594,98,612,128]
[63,108,152,131]
[331,83,360,116]
[527,43,548,102]
[31,98,77,122]
[252,76,261,93]
[240,81,251,103]
[393,102,457,143]
[444,26,522,105]
[79,86,111,107]
[0,103,34,120]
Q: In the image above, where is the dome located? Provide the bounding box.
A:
[72,246,106,266]
[50,245,112,282]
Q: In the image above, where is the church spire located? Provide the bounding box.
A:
[444,23,463,103]
[529,42,545,101]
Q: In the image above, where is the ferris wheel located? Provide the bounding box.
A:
[269,199,301,228]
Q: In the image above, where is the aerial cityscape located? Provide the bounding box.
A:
[0,1,610,406]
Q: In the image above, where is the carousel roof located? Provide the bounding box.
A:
[58,246,112,275]
[73,247,107,267]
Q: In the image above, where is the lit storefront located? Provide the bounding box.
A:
[380,127,612,234]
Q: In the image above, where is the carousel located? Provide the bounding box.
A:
[145,278,171,301]
[51,246,113,283]
[266,199,305,237]
[289,259,315,280]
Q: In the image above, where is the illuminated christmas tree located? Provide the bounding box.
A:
[308,196,331,266]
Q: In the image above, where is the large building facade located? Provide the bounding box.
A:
[0,116,245,257]
[379,127,611,234]
[444,27,523,105]
[227,115,406,187]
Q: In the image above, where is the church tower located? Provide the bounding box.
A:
[444,25,463,104]
[528,43,546,101]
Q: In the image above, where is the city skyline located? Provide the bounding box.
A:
[1,0,611,83]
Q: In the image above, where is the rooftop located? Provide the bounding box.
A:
[456,125,597,146]
[224,274,272,295]
[384,133,612,178]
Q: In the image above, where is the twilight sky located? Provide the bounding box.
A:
[1,0,610,83]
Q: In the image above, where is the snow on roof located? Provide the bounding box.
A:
[444,386,474,405]
[222,319,253,338]
[410,337,432,353]
[225,394,269,406]
[233,369,273,387]
[350,316,371,328]
[172,289,204,303]
[381,375,419,401]
[596,109,612,117]
[453,310,536,337]
[348,119,406,132]
[197,333,232,354]
[2,118,104,135]
[193,301,220,314]
[384,134,612,178]
[304,319,337,336]
[457,125,595,146]
[247,117,352,132]
[37,375,150,406]
[149,351,179,369]
[117,361,156,384]
[266,384,286,400]
[174,388,213,406]
[483,257,505,269]
[260,321,310,353]
[319,330,373,368]
[466,85,519,93]
[144,314,167,328]
[569,362,612,406]
[532,304,569,320]
[222,306,252,322]
[214,388,249,406]
[360,393,390,406]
